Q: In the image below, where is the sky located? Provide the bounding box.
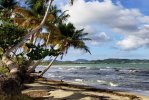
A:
[54,0,149,61]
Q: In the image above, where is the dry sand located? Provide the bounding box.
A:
[22,79,149,100]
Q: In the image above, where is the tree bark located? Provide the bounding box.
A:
[2,55,18,74]
[40,56,58,76]
[27,59,43,73]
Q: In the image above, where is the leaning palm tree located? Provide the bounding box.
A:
[0,0,77,75]
[1,0,57,84]
[40,23,91,76]
[2,0,58,72]
[0,0,78,97]
[27,5,71,73]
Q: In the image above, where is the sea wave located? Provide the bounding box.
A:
[97,80,118,87]
[109,82,118,87]
[47,74,55,77]
[74,79,83,82]
[67,68,77,71]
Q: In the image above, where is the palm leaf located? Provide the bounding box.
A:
[14,6,34,18]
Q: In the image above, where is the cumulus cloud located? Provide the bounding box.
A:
[61,0,149,50]
[91,32,110,45]
[117,36,146,50]
[117,25,149,50]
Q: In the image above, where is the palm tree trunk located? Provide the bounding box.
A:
[40,56,58,76]
[2,55,18,74]
[27,59,43,73]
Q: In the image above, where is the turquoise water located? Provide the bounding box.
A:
[36,63,149,96]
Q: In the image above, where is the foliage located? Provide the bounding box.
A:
[25,0,46,16]
[0,67,8,75]
[0,0,90,74]
[26,43,61,60]
[58,23,91,55]
[91,59,149,64]
[0,0,91,98]
[26,44,50,60]
[0,22,27,52]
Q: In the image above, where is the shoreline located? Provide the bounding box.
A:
[22,78,149,100]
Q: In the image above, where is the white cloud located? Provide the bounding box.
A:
[61,0,149,50]
[117,36,145,50]
[91,32,110,45]
[117,25,149,50]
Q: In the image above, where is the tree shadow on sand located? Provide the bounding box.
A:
[33,92,110,100]
[23,81,141,100]
[53,92,110,100]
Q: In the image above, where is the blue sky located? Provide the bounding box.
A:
[55,0,149,61]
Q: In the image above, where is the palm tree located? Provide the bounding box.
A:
[26,5,71,73]
[0,0,79,96]
[40,23,91,76]
[1,0,54,74]
[0,0,77,75]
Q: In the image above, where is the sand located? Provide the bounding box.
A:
[22,79,149,100]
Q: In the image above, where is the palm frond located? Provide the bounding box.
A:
[57,22,91,55]
[14,6,33,18]
[47,14,55,22]
[79,38,91,41]
[20,18,41,28]
[26,0,46,16]
[72,42,91,54]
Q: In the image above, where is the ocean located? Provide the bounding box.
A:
[36,63,149,96]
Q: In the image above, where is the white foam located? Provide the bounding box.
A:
[97,80,107,84]
[129,70,137,73]
[75,79,83,82]
[58,68,63,70]
[67,68,76,71]
[109,82,118,87]
[47,74,55,77]
[97,80,118,87]
[106,67,111,69]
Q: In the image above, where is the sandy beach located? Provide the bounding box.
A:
[22,78,149,100]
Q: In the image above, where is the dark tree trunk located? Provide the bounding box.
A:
[0,64,35,97]
[0,72,22,96]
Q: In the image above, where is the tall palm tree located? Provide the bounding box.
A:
[1,0,54,74]
[40,23,91,76]
[26,5,71,73]
[1,0,78,75]
[0,0,80,96]
[58,23,91,54]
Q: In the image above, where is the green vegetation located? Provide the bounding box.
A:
[0,67,8,75]
[91,59,149,64]
[40,59,149,65]
[0,23,26,54]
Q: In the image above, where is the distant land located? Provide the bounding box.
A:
[40,58,149,65]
